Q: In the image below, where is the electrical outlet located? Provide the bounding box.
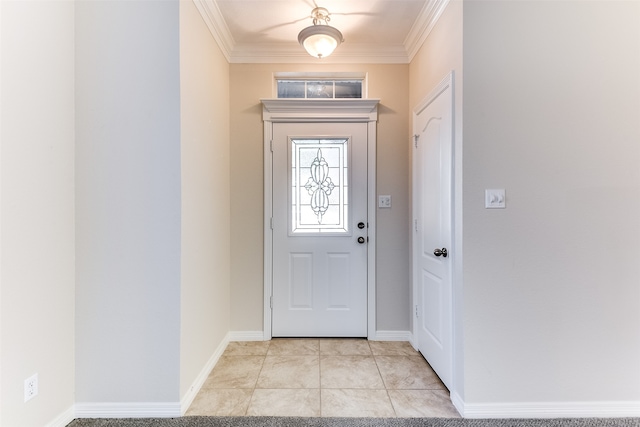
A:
[24,373,38,403]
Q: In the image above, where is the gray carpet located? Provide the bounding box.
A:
[66,417,640,427]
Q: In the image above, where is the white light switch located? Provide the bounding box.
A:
[485,189,506,209]
[378,195,391,208]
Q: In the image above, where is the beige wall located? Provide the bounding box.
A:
[0,1,76,425]
[229,64,411,333]
[409,1,463,108]
[462,0,640,405]
[179,0,231,399]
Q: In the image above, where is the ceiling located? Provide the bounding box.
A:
[193,0,450,63]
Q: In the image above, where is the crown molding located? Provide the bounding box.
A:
[194,0,449,64]
[229,43,409,64]
[191,0,234,62]
[404,0,451,62]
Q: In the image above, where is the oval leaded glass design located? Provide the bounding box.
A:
[290,138,349,234]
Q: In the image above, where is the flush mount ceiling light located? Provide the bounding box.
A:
[297,7,344,59]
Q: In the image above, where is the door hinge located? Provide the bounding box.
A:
[270,217,273,230]
[413,134,419,148]
[270,296,273,309]
[270,140,273,152]
[415,304,419,318]
[414,219,418,232]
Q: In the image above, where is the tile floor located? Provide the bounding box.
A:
[185,338,460,418]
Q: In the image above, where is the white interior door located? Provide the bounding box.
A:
[272,121,368,337]
[413,75,453,389]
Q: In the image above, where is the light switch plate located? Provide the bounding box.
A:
[485,189,506,208]
[378,195,391,208]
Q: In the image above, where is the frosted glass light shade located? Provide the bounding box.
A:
[298,25,344,59]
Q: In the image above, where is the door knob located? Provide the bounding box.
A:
[358,236,366,244]
[433,248,448,257]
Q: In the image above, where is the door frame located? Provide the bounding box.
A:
[261,98,380,340]
[411,71,462,402]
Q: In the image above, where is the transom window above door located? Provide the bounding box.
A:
[274,72,367,99]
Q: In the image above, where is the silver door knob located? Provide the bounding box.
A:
[358,236,366,244]
[433,248,448,257]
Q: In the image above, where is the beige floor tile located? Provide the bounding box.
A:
[388,389,461,418]
[375,355,445,390]
[224,341,270,356]
[247,389,321,417]
[320,355,384,389]
[320,338,372,356]
[369,341,419,356]
[202,356,264,389]
[256,355,320,389]
[185,389,253,416]
[321,389,396,417]
[267,338,319,355]
[186,340,453,418]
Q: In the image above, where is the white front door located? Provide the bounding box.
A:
[413,74,453,389]
[272,121,368,337]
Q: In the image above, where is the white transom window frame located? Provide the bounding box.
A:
[272,71,369,99]
[261,97,380,340]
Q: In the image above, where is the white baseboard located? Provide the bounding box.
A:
[229,331,267,341]
[450,390,465,416]
[227,330,414,342]
[461,400,640,418]
[228,331,414,342]
[73,334,232,419]
[180,332,231,414]
[371,330,412,341]
[45,405,75,427]
[74,402,181,418]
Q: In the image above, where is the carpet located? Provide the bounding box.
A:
[66,417,640,427]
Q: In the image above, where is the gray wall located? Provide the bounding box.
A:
[2,0,233,421]
[75,0,182,402]
[462,0,640,405]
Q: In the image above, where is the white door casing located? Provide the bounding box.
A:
[272,122,368,336]
[262,99,379,339]
[412,73,453,389]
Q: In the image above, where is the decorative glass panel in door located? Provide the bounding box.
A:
[291,138,349,234]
